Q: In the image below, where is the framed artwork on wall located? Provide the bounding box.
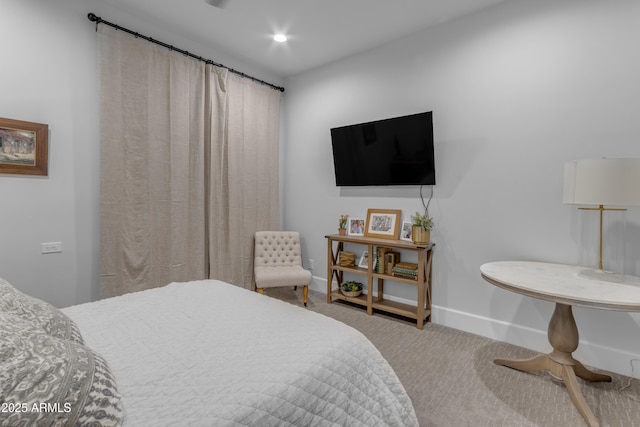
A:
[364,208,402,240]
[347,217,365,236]
[0,117,48,176]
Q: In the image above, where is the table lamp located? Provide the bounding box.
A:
[563,158,640,278]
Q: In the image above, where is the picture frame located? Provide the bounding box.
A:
[364,208,402,240]
[0,117,48,176]
[347,217,365,236]
[358,250,377,270]
[400,221,413,242]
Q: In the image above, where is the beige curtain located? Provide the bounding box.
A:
[99,27,280,297]
[208,72,281,287]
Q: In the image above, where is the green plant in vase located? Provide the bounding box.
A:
[338,214,349,235]
[410,211,433,245]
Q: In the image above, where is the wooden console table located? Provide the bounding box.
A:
[480,261,640,427]
[326,234,434,329]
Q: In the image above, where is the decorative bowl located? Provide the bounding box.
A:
[341,289,362,298]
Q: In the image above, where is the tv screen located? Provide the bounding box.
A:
[330,111,435,186]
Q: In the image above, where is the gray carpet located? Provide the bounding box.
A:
[268,288,640,427]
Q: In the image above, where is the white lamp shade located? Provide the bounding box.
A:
[563,158,640,206]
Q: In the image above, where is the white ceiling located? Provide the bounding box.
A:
[98,0,510,78]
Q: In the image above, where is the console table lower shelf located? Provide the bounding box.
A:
[326,234,434,329]
[330,290,431,322]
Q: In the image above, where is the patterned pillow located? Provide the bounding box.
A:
[0,313,123,426]
[0,277,84,344]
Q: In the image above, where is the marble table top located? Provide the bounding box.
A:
[480,261,640,311]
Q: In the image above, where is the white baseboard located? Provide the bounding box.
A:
[310,276,638,377]
[430,305,639,377]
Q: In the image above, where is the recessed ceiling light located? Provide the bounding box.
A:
[273,34,287,43]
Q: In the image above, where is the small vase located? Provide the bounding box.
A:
[411,226,430,245]
[338,228,347,236]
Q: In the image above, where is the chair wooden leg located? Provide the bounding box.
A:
[303,285,309,306]
[255,284,264,295]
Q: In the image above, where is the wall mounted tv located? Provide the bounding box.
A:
[330,111,435,186]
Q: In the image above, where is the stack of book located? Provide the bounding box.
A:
[375,247,391,274]
[391,262,419,280]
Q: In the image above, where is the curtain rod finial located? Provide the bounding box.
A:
[88,13,100,22]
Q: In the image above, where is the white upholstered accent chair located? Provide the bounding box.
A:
[254,231,312,306]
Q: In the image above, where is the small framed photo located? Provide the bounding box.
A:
[364,208,402,240]
[358,250,377,269]
[400,221,413,242]
[347,217,365,236]
[0,117,48,176]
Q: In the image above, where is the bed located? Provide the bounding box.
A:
[1,277,418,426]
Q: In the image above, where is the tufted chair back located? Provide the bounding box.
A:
[254,231,303,268]
[254,231,311,306]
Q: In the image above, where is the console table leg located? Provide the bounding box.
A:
[494,353,550,372]
[573,360,611,382]
[562,364,600,427]
[493,303,608,427]
[548,303,579,364]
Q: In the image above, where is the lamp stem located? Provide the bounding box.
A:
[579,205,626,272]
[598,204,604,270]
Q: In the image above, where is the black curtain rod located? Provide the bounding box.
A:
[87,13,285,93]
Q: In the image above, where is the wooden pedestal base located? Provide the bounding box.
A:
[494,303,611,427]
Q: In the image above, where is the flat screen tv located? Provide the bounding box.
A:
[330,111,435,186]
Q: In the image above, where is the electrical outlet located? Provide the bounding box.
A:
[41,242,62,254]
[308,259,315,271]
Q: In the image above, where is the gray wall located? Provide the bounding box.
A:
[0,0,281,307]
[282,0,640,376]
[2,0,639,377]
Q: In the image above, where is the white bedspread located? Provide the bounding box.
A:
[63,280,418,426]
